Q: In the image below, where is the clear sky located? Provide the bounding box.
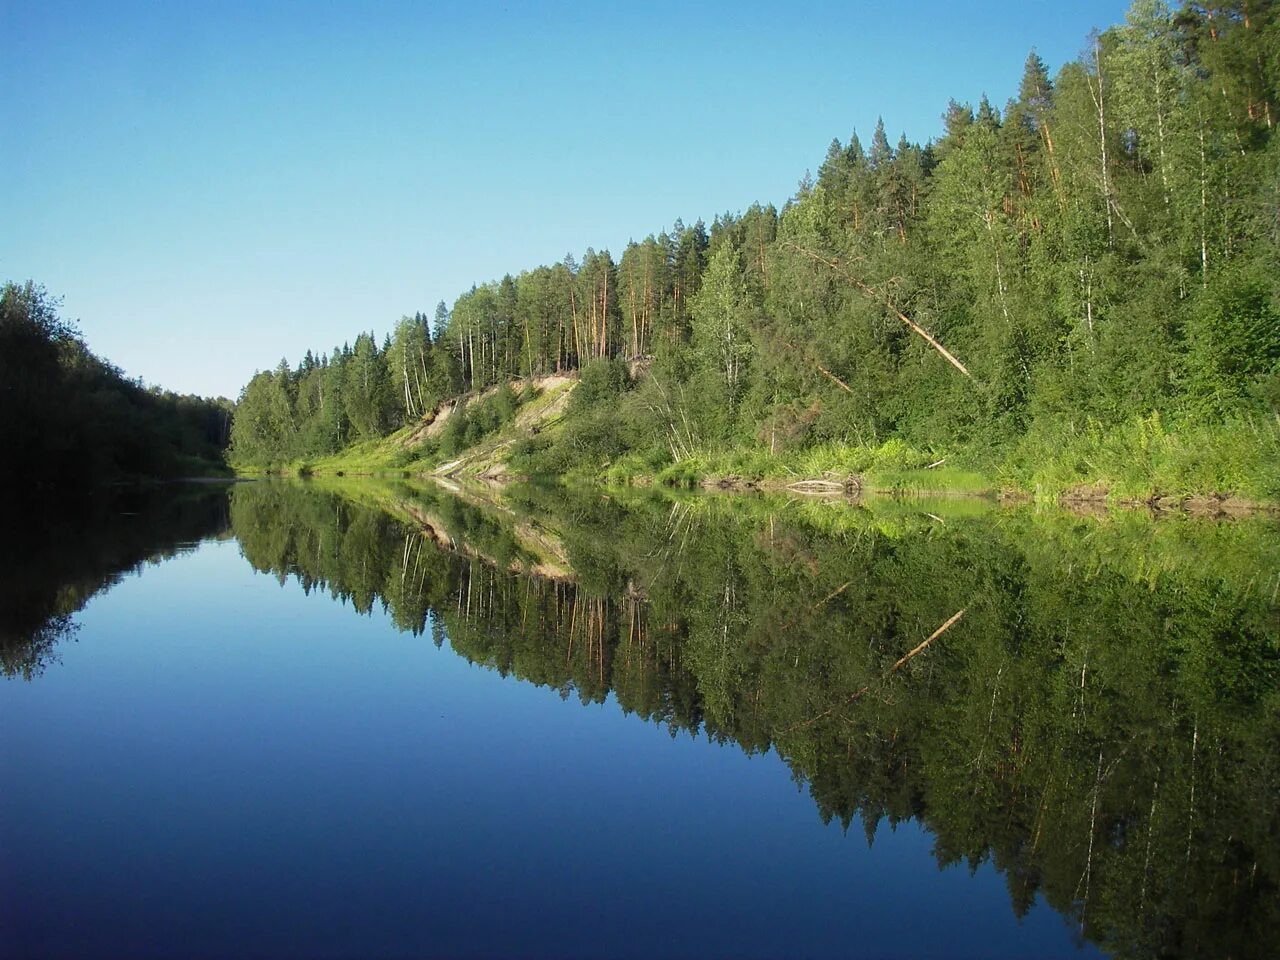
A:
[2,0,1131,399]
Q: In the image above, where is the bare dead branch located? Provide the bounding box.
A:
[782,241,973,378]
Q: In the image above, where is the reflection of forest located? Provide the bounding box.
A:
[232,480,1279,960]
[6,480,1272,958]
[1,485,231,679]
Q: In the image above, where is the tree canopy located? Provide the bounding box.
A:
[229,2,1279,496]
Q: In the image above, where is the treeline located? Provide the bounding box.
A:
[0,281,232,489]
[229,311,467,465]
[232,1,1280,490]
[229,480,1280,960]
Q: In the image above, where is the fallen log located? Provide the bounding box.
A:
[781,607,967,733]
[782,242,972,378]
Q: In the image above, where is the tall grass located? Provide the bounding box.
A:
[1005,414,1280,501]
[599,415,1279,503]
[633,438,990,492]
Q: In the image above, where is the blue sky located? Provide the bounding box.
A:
[2,0,1130,398]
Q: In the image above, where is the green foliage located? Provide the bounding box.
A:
[516,359,634,475]
[655,459,704,488]
[1006,413,1280,500]
[567,357,630,412]
[229,1,1280,500]
[1183,262,1280,418]
[0,281,231,488]
[438,404,470,458]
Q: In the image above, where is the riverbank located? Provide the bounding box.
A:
[231,381,1280,513]
[585,428,1280,515]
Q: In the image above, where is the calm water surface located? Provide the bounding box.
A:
[3,481,1276,959]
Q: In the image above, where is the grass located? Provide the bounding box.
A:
[611,417,1280,506]
[234,371,1280,506]
[1002,414,1280,503]
[869,466,995,496]
[595,438,1002,498]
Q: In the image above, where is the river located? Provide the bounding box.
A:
[3,480,1276,959]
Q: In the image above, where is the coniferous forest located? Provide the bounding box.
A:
[229,2,1280,500]
[6,6,1279,958]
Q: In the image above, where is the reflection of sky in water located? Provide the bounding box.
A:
[3,539,1099,959]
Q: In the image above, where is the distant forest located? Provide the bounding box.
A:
[232,4,1277,491]
[0,281,231,490]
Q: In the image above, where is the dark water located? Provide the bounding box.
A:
[3,481,1277,959]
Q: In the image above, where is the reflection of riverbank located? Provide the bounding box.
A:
[1,486,230,679]
[226,478,1279,960]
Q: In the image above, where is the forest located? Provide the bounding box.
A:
[229,1,1280,500]
[0,281,232,491]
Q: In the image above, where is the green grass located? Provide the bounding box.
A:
[1002,414,1280,503]
[270,426,439,477]
[235,374,1280,506]
[620,417,1280,504]
[593,438,1001,497]
[869,466,995,496]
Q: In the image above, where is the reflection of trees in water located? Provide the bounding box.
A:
[0,613,77,680]
[1,487,230,680]
[231,481,1280,960]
